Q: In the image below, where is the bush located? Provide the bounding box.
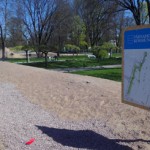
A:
[21,45,30,50]
[99,50,108,59]
[92,42,117,58]
[65,44,80,53]
[10,45,24,52]
[100,42,115,51]
[92,46,101,58]
[10,45,35,52]
[79,41,88,49]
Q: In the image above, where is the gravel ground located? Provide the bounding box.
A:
[1,62,150,149]
[0,142,4,150]
[0,83,132,150]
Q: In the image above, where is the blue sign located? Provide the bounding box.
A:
[124,28,150,50]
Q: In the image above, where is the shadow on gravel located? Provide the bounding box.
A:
[36,125,133,150]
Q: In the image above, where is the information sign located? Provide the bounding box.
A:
[123,25,150,110]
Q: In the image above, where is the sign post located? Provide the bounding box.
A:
[122,25,150,110]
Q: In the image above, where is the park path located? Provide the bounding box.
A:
[51,64,121,72]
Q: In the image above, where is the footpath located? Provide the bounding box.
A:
[51,65,122,72]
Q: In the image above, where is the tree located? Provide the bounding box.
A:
[111,11,135,49]
[100,42,116,58]
[0,0,12,60]
[92,42,115,58]
[7,1,25,47]
[69,15,87,49]
[20,0,58,57]
[49,0,72,57]
[0,0,25,59]
[145,0,150,23]
[115,0,149,25]
[21,45,33,63]
[76,0,117,47]
[65,44,80,55]
[99,50,108,59]
[37,45,50,68]
[7,17,25,46]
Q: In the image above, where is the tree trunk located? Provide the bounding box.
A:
[57,52,60,57]
[0,25,5,60]
[2,41,5,60]
[57,35,61,57]
[44,52,48,68]
[25,50,29,63]
[36,50,42,58]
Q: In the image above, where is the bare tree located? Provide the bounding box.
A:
[7,17,25,46]
[0,0,9,60]
[145,0,150,23]
[7,0,25,47]
[20,0,58,57]
[115,0,149,25]
[50,0,72,56]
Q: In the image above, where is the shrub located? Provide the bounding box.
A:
[65,44,80,53]
[10,45,24,52]
[92,42,117,58]
[21,45,30,50]
[79,41,88,49]
[99,50,108,59]
[92,46,101,58]
[9,45,34,52]
[100,42,115,51]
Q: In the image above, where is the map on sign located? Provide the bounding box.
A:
[123,26,150,109]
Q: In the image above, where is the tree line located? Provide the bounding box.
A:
[0,0,150,60]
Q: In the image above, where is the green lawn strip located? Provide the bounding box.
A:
[6,53,122,63]
[21,58,121,69]
[71,68,122,82]
[112,53,122,58]
[6,55,87,63]
[60,55,87,60]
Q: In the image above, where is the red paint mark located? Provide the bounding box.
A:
[25,138,35,145]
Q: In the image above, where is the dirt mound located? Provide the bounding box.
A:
[0,47,24,58]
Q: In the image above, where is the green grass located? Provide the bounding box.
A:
[6,55,87,63]
[112,53,122,58]
[71,68,122,82]
[21,57,121,69]
[6,55,122,81]
[60,55,87,60]
[6,54,121,70]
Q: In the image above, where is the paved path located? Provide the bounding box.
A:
[51,65,122,72]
